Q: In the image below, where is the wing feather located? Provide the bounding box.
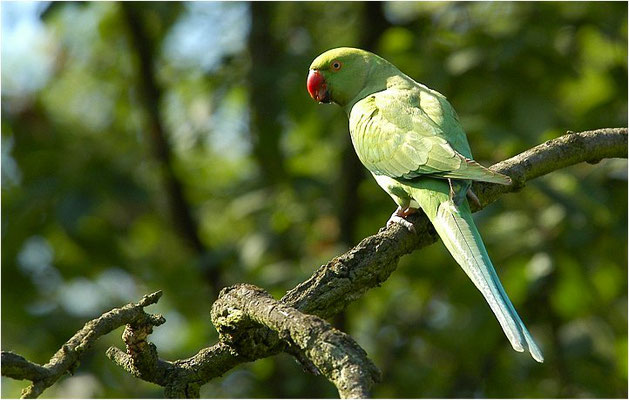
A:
[349,89,511,185]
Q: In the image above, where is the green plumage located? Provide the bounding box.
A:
[350,90,511,185]
[308,47,543,362]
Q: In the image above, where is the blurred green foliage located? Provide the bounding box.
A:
[1,2,627,398]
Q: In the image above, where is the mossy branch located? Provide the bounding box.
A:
[2,128,626,398]
[1,291,163,399]
[212,284,381,398]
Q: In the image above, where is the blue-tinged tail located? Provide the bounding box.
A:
[410,179,544,362]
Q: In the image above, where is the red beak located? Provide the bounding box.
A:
[307,70,330,103]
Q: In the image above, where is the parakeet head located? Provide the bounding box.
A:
[307,47,394,108]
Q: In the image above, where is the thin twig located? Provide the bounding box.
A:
[1,292,163,399]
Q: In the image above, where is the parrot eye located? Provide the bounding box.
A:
[330,60,342,71]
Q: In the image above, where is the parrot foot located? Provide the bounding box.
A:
[386,206,417,233]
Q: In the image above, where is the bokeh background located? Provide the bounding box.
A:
[2,2,627,398]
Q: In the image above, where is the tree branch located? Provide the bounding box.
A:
[1,291,163,399]
[3,128,626,398]
[120,4,223,292]
[212,284,381,398]
[121,4,203,253]
[1,353,50,382]
[248,2,287,184]
[470,128,628,209]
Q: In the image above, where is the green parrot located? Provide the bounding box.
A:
[306,47,543,363]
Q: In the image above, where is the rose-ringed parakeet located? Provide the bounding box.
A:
[306,47,543,362]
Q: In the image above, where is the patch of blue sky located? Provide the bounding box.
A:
[162,2,251,159]
[162,2,250,73]
[1,2,55,96]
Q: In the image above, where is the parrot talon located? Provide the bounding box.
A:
[387,215,416,233]
[386,207,417,233]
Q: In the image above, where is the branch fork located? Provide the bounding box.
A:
[212,284,381,398]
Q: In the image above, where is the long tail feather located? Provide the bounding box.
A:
[410,182,543,362]
[435,157,512,185]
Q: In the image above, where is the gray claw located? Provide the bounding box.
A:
[386,214,416,233]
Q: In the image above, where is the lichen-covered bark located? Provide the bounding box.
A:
[281,218,436,318]
[2,128,627,399]
[1,352,51,382]
[1,291,163,399]
[212,284,381,398]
